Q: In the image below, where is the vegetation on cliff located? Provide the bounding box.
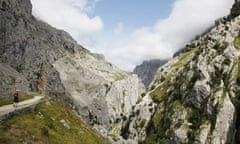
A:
[0,102,109,144]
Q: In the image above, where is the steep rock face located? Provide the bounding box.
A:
[230,0,240,18]
[0,0,153,142]
[0,0,78,107]
[133,59,167,88]
[53,51,153,143]
[0,63,29,100]
[145,11,240,144]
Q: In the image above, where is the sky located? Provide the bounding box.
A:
[31,0,234,71]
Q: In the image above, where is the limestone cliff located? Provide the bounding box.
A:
[0,0,152,143]
[133,59,167,88]
[52,51,153,143]
[230,0,240,18]
[2,0,239,143]
[0,63,29,100]
[0,0,75,107]
[145,5,240,144]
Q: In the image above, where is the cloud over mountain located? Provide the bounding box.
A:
[101,0,234,71]
[31,0,103,47]
[31,0,234,71]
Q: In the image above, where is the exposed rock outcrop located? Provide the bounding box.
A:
[0,0,76,107]
[0,63,29,100]
[145,6,240,144]
[52,50,154,143]
[2,0,239,143]
[133,59,167,88]
[230,0,240,18]
[0,0,153,143]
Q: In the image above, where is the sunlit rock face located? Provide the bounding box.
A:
[0,0,153,143]
[145,7,240,144]
[2,0,240,143]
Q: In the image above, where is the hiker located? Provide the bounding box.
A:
[12,89,20,107]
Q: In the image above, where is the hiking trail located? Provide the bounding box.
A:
[0,96,44,123]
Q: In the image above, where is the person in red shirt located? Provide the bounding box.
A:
[12,89,20,107]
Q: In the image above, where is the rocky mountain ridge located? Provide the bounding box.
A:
[133,59,168,88]
[1,0,239,143]
[230,0,240,18]
[144,4,240,143]
[0,0,152,143]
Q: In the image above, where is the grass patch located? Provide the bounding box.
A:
[115,73,126,81]
[234,36,240,49]
[210,66,223,88]
[150,48,198,101]
[173,48,198,68]
[150,81,170,103]
[0,102,109,144]
[237,63,240,85]
[0,95,35,107]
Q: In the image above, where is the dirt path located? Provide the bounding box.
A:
[0,96,44,122]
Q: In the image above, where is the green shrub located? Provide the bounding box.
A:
[160,77,166,82]
[188,110,202,130]
[234,36,240,49]
[140,119,147,128]
[237,78,240,86]
[141,93,146,97]
[225,25,229,31]
[213,41,228,54]
[152,95,160,104]
[210,67,223,87]
[150,85,156,90]
[223,58,231,65]
[41,127,49,137]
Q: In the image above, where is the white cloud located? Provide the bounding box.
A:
[31,0,235,72]
[100,0,234,71]
[31,0,103,47]
[114,23,124,35]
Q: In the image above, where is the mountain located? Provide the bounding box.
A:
[1,0,239,143]
[0,0,153,143]
[230,0,240,19]
[133,59,168,88]
[144,2,240,143]
[0,63,29,101]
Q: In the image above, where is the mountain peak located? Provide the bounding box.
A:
[230,0,240,18]
[0,0,32,17]
[133,59,168,88]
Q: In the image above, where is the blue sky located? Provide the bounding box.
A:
[91,0,175,53]
[92,0,174,32]
[31,0,234,71]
